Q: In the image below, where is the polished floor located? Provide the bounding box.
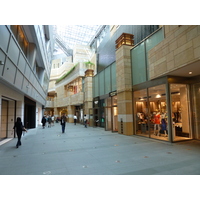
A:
[0,122,200,175]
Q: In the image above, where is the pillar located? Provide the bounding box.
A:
[115,39,134,135]
[84,70,94,126]
[67,105,75,123]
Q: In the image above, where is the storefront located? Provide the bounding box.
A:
[92,97,105,128]
[105,91,118,132]
[133,76,192,142]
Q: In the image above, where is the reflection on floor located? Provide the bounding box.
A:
[136,131,191,142]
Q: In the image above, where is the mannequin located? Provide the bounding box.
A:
[161,118,168,137]
[153,112,161,136]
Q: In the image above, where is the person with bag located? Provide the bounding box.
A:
[13,117,27,148]
[60,113,67,133]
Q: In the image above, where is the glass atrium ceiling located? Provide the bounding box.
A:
[53,25,103,49]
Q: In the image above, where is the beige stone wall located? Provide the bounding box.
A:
[116,45,133,135]
[148,25,200,79]
[84,76,93,102]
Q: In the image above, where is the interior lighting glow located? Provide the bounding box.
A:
[156,94,161,98]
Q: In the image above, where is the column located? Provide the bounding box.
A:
[115,33,134,135]
[84,70,94,126]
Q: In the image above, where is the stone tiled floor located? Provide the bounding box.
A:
[0,122,200,175]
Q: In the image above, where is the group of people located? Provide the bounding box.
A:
[41,115,55,128]
[13,113,89,149]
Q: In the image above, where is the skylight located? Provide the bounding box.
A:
[53,25,103,49]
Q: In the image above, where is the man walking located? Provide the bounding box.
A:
[60,113,67,133]
[74,114,77,125]
[84,114,88,128]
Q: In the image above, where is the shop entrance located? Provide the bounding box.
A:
[105,95,118,132]
[1,100,8,140]
[170,84,191,141]
[24,97,36,129]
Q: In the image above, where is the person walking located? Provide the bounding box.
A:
[60,113,67,133]
[47,115,52,128]
[41,116,47,129]
[74,114,77,125]
[84,114,88,128]
[51,115,55,126]
[13,117,27,148]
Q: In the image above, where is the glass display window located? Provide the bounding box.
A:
[148,84,168,141]
[134,85,169,141]
[134,83,192,142]
[134,89,149,137]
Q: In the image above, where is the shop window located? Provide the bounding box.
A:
[149,85,168,141]
[134,85,169,141]
[134,89,149,137]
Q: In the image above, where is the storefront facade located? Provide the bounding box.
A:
[131,25,200,142]
[133,76,193,142]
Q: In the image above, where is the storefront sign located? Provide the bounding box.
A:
[109,91,117,97]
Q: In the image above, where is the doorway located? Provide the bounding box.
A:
[1,100,8,140]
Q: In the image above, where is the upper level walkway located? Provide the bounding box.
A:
[0,122,200,175]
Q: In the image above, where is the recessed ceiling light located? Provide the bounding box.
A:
[189,72,192,75]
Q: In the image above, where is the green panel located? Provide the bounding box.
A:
[105,67,111,94]
[111,62,116,91]
[99,70,105,96]
[131,43,146,85]
[93,75,99,97]
[146,28,164,52]
[131,28,164,85]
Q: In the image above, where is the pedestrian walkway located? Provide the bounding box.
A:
[0,122,200,175]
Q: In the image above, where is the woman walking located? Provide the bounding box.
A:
[13,117,27,148]
[41,115,47,129]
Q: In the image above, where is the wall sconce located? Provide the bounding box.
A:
[115,33,134,49]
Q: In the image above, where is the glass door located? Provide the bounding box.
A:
[170,84,191,141]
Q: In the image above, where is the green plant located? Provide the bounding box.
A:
[55,63,79,84]
[84,61,95,67]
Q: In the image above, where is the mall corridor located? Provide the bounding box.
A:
[0,122,200,175]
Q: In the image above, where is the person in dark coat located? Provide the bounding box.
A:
[60,113,67,133]
[13,117,27,148]
[41,116,47,129]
